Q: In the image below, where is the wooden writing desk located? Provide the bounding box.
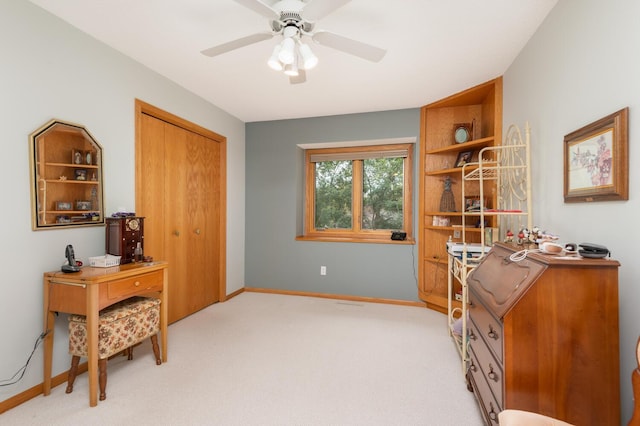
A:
[43,261,168,407]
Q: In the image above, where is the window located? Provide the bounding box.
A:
[299,143,414,243]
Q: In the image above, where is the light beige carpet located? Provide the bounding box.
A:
[2,292,483,425]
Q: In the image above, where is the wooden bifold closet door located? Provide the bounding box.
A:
[136,100,226,323]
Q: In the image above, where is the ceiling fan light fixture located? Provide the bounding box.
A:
[298,42,318,70]
[267,44,283,70]
[278,37,296,65]
[283,59,299,77]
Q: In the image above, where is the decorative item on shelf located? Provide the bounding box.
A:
[75,200,91,211]
[56,201,72,211]
[56,215,71,223]
[59,175,67,181]
[453,122,473,144]
[455,150,474,167]
[74,169,87,181]
[72,149,83,165]
[90,187,99,210]
[432,215,450,226]
[439,176,456,212]
[505,230,514,243]
[84,151,93,165]
[464,196,485,212]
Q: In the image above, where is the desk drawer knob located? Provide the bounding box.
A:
[487,325,499,340]
[134,281,141,287]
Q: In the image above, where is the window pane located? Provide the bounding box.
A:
[362,157,404,230]
[314,160,352,229]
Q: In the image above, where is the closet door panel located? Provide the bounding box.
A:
[165,123,191,323]
[139,114,167,262]
[193,132,220,306]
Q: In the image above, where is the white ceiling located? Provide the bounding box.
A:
[29,0,558,123]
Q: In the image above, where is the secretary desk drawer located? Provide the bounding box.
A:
[468,346,501,425]
[468,323,504,407]
[107,270,163,300]
[469,289,503,363]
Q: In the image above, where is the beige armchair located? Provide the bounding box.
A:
[498,409,574,426]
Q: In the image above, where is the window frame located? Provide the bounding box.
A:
[299,143,414,244]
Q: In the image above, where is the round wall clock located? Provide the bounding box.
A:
[454,124,472,143]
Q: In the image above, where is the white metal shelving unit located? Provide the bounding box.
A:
[447,122,532,373]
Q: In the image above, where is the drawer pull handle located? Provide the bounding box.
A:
[487,325,499,340]
[469,360,477,372]
[469,329,477,341]
[194,228,201,235]
[134,281,141,287]
[489,402,498,423]
[173,230,180,237]
[487,364,499,382]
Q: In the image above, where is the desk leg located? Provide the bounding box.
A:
[86,285,99,407]
[43,278,54,396]
[161,267,168,362]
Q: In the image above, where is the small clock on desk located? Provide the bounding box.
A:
[105,216,144,264]
[453,123,473,144]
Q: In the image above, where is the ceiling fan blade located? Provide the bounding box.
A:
[302,0,352,22]
[312,31,386,62]
[289,69,307,85]
[233,0,279,20]
[201,32,273,57]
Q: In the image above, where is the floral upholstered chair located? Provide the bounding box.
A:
[66,296,162,401]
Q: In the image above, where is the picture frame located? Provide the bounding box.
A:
[75,200,91,211]
[84,150,94,165]
[74,169,87,181]
[56,201,72,211]
[72,149,83,165]
[455,150,474,168]
[564,108,628,202]
[464,196,488,212]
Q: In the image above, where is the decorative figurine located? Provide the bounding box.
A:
[505,229,514,243]
[439,176,456,212]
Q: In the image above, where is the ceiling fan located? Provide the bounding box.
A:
[200,0,386,84]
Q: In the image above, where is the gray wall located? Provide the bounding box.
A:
[1,1,245,403]
[245,110,421,301]
[504,0,640,421]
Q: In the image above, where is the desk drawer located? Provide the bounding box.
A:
[468,345,501,425]
[107,270,163,300]
[469,288,503,363]
[468,326,503,407]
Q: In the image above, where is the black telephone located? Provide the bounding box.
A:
[61,244,81,273]
[579,242,610,259]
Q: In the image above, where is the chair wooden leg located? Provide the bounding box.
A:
[98,358,107,401]
[151,334,162,365]
[65,355,80,394]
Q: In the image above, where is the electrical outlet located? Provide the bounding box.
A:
[320,266,327,276]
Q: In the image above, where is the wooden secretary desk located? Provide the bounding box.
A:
[465,242,620,425]
[43,261,168,407]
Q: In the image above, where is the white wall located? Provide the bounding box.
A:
[0,1,245,402]
[504,0,640,421]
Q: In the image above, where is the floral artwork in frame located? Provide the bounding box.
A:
[564,108,628,202]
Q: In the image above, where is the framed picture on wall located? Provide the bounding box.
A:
[563,108,628,202]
